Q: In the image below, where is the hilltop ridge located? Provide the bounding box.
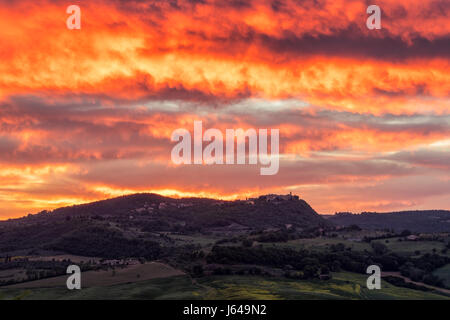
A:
[0,193,330,257]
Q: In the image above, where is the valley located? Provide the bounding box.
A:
[0,193,449,300]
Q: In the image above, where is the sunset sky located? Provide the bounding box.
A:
[0,0,449,219]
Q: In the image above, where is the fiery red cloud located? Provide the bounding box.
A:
[0,0,449,218]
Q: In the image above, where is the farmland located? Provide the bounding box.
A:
[5,262,183,289]
[1,194,449,300]
[1,272,448,300]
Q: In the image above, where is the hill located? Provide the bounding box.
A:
[0,193,330,257]
[325,210,450,233]
[1,194,449,300]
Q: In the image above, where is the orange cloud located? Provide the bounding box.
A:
[0,0,449,218]
[1,1,449,114]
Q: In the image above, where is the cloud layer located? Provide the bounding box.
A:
[0,0,449,218]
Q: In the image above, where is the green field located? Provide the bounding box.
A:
[198,273,449,300]
[5,262,184,289]
[0,275,204,300]
[433,264,450,288]
[256,236,448,258]
[259,237,371,252]
[372,238,448,256]
[1,272,448,300]
[167,233,218,247]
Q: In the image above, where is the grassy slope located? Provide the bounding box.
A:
[258,237,371,252]
[1,272,448,300]
[256,235,448,257]
[199,273,449,300]
[372,238,449,256]
[433,264,450,288]
[0,276,203,300]
[5,262,184,289]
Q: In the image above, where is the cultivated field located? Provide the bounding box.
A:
[259,237,371,252]
[1,272,448,300]
[372,238,448,256]
[198,273,449,300]
[28,255,102,263]
[5,262,184,289]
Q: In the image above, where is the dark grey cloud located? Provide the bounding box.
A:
[257,27,450,61]
[382,149,450,170]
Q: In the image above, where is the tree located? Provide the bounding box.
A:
[400,230,411,237]
[242,239,254,247]
[371,242,388,255]
[321,266,330,275]
[303,265,319,279]
[423,274,443,287]
[192,265,204,277]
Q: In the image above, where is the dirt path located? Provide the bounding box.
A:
[382,272,450,295]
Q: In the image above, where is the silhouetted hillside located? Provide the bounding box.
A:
[0,193,330,257]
